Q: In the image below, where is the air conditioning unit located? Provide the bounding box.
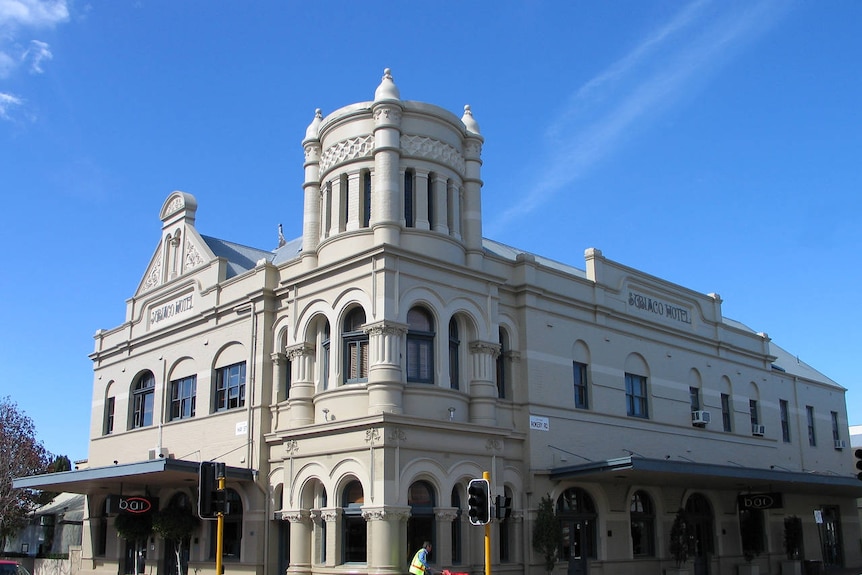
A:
[148,447,169,460]
[751,424,766,436]
[691,410,711,426]
[834,439,847,450]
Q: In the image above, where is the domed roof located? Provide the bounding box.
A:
[304,108,323,142]
[374,68,401,102]
[461,105,481,136]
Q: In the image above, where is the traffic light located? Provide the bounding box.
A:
[854,448,862,481]
[467,478,490,525]
[199,461,226,518]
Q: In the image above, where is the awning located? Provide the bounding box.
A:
[13,459,255,495]
[548,456,862,497]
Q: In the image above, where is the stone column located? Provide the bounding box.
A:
[415,170,430,230]
[346,171,361,231]
[330,174,345,236]
[366,321,407,415]
[302,109,323,268]
[461,112,484,268]
[284,510,312,575]
[434,507,459,568]
[271,352,289,431]
[468,341,500,426]
[448,180,462,240]
[363,506,412,575]
[320,508,341,568]
[286,343,315,426]
[371,102,403,245]
[431,174,449,234]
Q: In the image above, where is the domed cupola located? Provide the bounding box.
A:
[299,69,485,269]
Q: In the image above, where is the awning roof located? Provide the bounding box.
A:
[13,459,255,494]
[548,456,862,497]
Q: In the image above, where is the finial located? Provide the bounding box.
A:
[374,67,400,101]
[278,223,286,248]
[461,104,481,135]
[304,108,323,141]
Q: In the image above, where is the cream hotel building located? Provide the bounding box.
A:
[17,70,862,575]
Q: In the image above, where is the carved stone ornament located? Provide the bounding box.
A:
[388,428,407,442]
[362,507,411,522]
[366,322,407,338]
[469,341,501,358]
[434,508,459,522]
[164,196,184,216]
[184,240,205,271]
[282,510,311,523]
[286,343,315,361]
[373,107,402,123]
[284,439,299,456]
[366,428,380,445]
[142,255,163,293]
[401,134,465,176]
[485,438,502,452]
[320,134,375,173]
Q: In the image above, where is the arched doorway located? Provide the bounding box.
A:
[407,481,436,564]
[684,493,714,575]
[557,487,597,575]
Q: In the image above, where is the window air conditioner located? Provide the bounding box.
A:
[148,447,170,460]
[834,439,847,450]
[751,424,765,436]
[691,410,711,426]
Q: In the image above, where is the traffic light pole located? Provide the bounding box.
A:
[215,472,225,575]
[483,471,491,575]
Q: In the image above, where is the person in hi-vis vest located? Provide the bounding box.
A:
[409,541,434,575]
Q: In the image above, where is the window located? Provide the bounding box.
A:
[407,481,436,563]
[625,373,649,418]
[170,375,197,420]
[780,399,791,442]
[343,308,369,384]
[749,399,760,426]
[689,386,701,411]
[342,481,366,563]
[499,486,513,562]
[322,321,331,390]
[448,319,460,390]
[104,396,115,435]
[131,372,155,429]
[407,307,434,384]
[721,393,732,432]
[215,362,246,412]
[362,170,372,228]
[496,328,509,399]
[806,406,816,446]
[831,411,840,443]
[404,169,415,227]
[450,487,462,564]
[630,490,655,556]
[573,361,588,409]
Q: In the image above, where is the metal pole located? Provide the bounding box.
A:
[483,471,491,575]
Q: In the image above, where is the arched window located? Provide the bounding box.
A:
[210,488,243,560]
[362,170,371,228]
[557,487,597,560]
[630,490,655,556]
[321,319,331,391]
[684,493,715,557]
[343,308,368,384]
[407,481,436,563]
[450,487,462,564]
[404,169,415,227]
[103,382,115,436]
[342,480,366,563]
[131,371,155,429]
[448,318,460,390]
[496,328,509,399]
[407,307,435,384]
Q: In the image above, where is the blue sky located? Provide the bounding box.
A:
[1,0,860,462]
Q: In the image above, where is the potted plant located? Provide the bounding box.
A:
[781,516,803,575]
[532,494,562,575]
[667,508,694,575]
[152,504,199,575]
[114,511,153,575]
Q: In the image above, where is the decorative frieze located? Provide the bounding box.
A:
[320,135,375,173]
[184,240,204,271]
[142,255,163,293]
[401,134,465,176]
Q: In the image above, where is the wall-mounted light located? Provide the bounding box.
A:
[322,408,330,422]
[448,407,455,421]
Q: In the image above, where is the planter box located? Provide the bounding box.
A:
[781,560,803,575]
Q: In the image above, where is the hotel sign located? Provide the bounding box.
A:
[628,291,692,325]
[149,293,194,329]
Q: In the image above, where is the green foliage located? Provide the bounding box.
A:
[0,396,52,551]
[669,508,695,567]
[114,512,153,543]
[38,455,73,505]
[532,494,562,574]
[783,516,803,560]
[153,505,199,575]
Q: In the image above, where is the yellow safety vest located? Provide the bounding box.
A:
[409,548,428,575]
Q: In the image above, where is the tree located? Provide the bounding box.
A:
[783,515,803,560]
[739,509,765,563]
[532,493,562,574]
[153,504,199,575]
[669,508,695,568]
[38,455,73,505]
[0,396,52,551]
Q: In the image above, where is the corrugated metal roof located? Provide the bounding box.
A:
[200,235,274,278]
[482,238,588,278]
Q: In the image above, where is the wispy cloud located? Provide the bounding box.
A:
[489,0,787,232]
[0,0,69,120]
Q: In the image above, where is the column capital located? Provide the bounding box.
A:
[286,342,315,360]
[361,505,412,522]
[282,509,311,524]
